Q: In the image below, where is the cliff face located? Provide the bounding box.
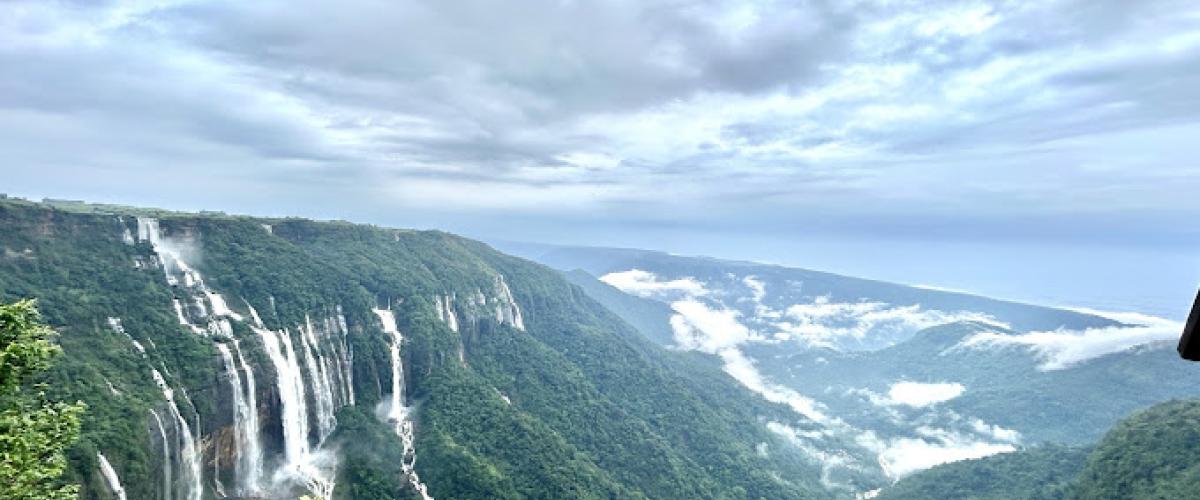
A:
[0,200,837,500]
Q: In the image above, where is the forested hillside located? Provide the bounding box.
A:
[0,199,843,499]
[877,400,1200,499]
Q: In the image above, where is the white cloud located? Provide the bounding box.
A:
[969,418,1021,444]
[878,434,1017,477]
[885,381,965,408]
[956,309,1182,370]
[849,381,966,409]
[599,269,708,298]
[719,348,830,423]
[773,295,1006,349]
[767,421,863,492]
[743,275,767,302]
[669,299,758,351]
[667,299,830,423]
[856,426,1015,479]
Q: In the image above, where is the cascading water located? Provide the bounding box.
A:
[256,325,335,498]
[151,369,202,500]
[328,309,355,407]
[435,295,459,332]
[494,275,525,330]
[374,308,434,500]
[436,274,525,333]
[97,453,128,500]
[300,316,337,441]
[232,340,263,488]
[136,218,351,498]
[136,217,238,338]
[217,342,264,495]
[149,410,173,500]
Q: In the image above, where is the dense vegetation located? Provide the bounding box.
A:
[877,444,1088,500]
[1071,400,1200,499]
[0,300,85,499]
[877,400,1200,499]
[0,198,837,498]
[525,246,1200,447]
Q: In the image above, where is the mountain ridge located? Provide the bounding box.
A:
[0,198,839,499]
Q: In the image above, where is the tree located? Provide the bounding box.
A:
[0,299,85,500]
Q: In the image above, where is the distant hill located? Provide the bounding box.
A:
[507,242,1196,486]
[0,199,837,499]
[876,443,1088,500]
[879,399,1200,500]
[1071,400,1200,499]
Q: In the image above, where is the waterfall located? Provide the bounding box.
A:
[232,340,263,489]
[333,309,355,407]
[256,326,335,498]
[173,299,202,334]
[205,291,243,321]
[435,295,458,332]
[256,327,310,471]
[217,342,264,495]
[149,410,173,500]
[137,217,238,337]
[373,309,434,500]
[138,218,345,498]
[437,275,524,334]
[151,369,202,500]
[108,317,147,357]
[300,317,336,441]
[137,218,203,290]
[494,275,525,331]
[97,453,128,500]
[118,217,135,245]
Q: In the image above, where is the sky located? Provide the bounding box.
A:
[2,0,1198,317]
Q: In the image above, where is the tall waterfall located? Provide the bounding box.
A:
[374,308,434,500]
[300,316,337,441]
[331,309,355,406]
[217,342,264,494]
[256,325,335,498]
[136,218,351,499]
[149,410,173,500]
[97,453,128,500]
[151,369,202,500]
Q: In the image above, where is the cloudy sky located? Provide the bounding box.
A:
[3,0,1198,315]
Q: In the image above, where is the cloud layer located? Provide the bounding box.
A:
[956,308,1182,370]
[600,269,708,299]
[614,268,1027,484]
[885,382,966,408]
[776,296,1005,349]
[2,0,1198,252]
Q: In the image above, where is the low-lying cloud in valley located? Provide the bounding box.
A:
[600,268,1030,480]
[776,296,1006,349]
[600,269,708,299]
[956,309,1182,370]
[867,427,1017,479]
[883,382,966,408]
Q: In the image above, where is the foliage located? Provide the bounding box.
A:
[1070,400,1200,499]
[0,198,841,498]
[0,300,85,500]
[876,444,1088,500]
[330,406,416,500]
[880,400,1200,500]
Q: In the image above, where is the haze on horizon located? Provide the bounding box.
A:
[2,0,1198,317]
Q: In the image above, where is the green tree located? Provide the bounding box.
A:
[0,299,85,499]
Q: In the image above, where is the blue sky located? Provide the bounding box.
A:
[2,0,1198,316]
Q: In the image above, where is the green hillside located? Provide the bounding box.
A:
[877,400,1200,500]
[0,198,838,498]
